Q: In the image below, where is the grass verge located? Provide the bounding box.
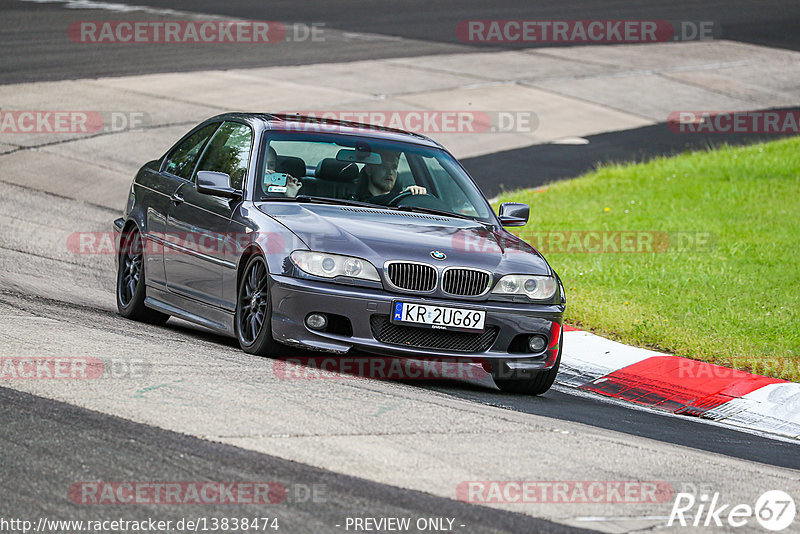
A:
[497,137,800,381]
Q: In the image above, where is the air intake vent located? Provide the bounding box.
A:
[386,262,437,292]
[442,268,492,296]
[370,315,498,352]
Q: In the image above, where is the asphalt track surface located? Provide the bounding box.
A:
[0,281,798,531]
[118,0,800,52]
[2,1,799,532]
[2,0,800,84]
[0,386,583,533]
[422,383,800,471]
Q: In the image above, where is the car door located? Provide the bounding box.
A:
[164,121,253,310]
[149,122,221,289]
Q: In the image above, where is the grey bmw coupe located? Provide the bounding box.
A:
[114,113,566,394]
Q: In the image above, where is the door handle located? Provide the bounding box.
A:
[171,192,184,204]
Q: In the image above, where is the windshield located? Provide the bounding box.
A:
[256,132,494,222]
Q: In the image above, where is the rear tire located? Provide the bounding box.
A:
[235,254,281,356]
[493,332,562,395]
[116,228,169,325]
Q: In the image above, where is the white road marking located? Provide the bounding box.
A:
[19,0,205,17]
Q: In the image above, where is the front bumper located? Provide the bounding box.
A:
[270,274,564,370]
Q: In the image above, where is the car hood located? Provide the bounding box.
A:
[256,203,551,276]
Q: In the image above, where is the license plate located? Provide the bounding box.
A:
[391,301,486,332]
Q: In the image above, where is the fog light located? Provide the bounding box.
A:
[306,313,328,330]
[528,335,547,353]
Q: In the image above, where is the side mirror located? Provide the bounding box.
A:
[196,171,242,198]
[498,202,529,227]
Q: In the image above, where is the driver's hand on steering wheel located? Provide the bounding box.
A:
[403,185,427,195]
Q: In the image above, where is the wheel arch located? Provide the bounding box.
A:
[236,244,266,290]
[117,219,141,262]
[115,208,148,275]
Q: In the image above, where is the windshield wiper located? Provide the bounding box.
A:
[393,205,478,221]
[259,195,380,208]
[295,195,387,208]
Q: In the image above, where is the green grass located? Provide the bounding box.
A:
[496,137,800,381]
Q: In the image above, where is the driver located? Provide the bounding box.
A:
[356,149,426,204]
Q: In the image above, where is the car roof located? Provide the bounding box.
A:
[205,112,445,149]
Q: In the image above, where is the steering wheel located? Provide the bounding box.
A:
[386,190,449,211]
[386,190,415,206]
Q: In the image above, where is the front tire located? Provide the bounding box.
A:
[116,228,169,325]
[235,254,280,356]
[493,332,562,395]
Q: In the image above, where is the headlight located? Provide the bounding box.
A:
[491,275,557,300]
[290,251,380,282]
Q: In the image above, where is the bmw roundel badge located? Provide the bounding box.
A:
[430,250,446,260]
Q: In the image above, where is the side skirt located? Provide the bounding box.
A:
[145,286,235,337]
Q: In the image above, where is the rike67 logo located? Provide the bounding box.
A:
[669,490,796,531]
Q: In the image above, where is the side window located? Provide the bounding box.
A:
[194,122,253,190]
[163,123,219,180]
